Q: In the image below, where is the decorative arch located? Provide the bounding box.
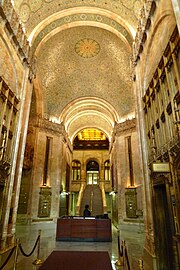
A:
[60,97,119,142]
[29,7,134,52]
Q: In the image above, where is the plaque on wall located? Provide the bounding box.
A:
[38,186,52,218]
[125,188,137,218]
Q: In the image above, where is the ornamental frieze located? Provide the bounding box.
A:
[18,0,142,33]
[34,117,65,135]
[30,117,72,152]
[1,1,30,63]
[31,12,133,54]
[133,0,157,64]
[113,118,136,136]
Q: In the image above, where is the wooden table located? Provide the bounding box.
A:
[56,217,112,242]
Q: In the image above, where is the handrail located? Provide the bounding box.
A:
[100,182,107,213]
[138,259,144,270]
[76,182,86,215]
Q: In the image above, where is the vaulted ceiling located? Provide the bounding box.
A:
[14,0,144,141]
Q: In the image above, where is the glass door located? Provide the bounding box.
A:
[87,171,99,185]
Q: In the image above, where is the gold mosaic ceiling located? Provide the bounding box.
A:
[13,0,144,140]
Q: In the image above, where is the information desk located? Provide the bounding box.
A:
[56,216,112,242]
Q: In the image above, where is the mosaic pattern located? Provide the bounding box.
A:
[16,0,144,34]
[75,39,100,58]
[13,0,141,129]
[32,13,133,53]
[36,26,135,119]
[29,0,43,12]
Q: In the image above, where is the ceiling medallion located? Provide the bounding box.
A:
[75,38,100,58]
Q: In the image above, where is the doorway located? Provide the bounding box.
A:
[153,182,173,270]
[86,160,99,185]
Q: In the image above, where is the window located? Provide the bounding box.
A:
[104,160,110,181]
[72,160,81,180]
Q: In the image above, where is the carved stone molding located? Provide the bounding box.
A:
[30,116,73,152]
[33,117,65,135]
[132,1,157,64]
[0,2,30,63]
[149,136,180,163]
[113,118,136,137]
[151,171,172,186]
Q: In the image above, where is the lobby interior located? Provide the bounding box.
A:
[0,1,180,270]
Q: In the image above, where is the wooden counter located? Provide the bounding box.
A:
[56,217,112,242]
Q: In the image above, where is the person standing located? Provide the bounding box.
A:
[83,204,91,217]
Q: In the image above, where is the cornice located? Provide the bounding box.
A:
[114,118,136,136]
[29,116,73,152]
[30,116,65,135]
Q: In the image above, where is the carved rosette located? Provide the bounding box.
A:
[75,38,100,58]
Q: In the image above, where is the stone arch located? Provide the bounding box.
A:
[29,7,134,51]
[60,97,119,142]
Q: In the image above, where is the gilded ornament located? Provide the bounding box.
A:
[75,39,100,58]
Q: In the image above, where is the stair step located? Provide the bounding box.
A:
[80,185,103,216]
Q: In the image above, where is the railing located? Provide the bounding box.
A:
[115,230,144,270]
[100,182,107,213]
[0,230,43,270]
[115,231,131,270]
[76,182,86,215]
[138,259,144,270]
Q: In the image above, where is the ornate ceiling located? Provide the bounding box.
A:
[13,0,144,141]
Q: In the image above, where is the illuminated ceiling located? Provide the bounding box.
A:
[13,0,144,141]
[78,129,107,141]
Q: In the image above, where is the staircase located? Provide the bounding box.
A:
[80,185,103,216]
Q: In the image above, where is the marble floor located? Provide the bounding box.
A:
[2,221,145,270]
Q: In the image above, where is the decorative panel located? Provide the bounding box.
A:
[125,187,137,218]
[38,186,52,218]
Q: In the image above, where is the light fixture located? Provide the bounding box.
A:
[60,191,70,196]
[109,191,115,196]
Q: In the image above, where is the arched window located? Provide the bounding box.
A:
[104,160,110,181]
[72,160,81,180]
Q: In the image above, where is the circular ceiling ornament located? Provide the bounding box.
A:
[75,38,100,58]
